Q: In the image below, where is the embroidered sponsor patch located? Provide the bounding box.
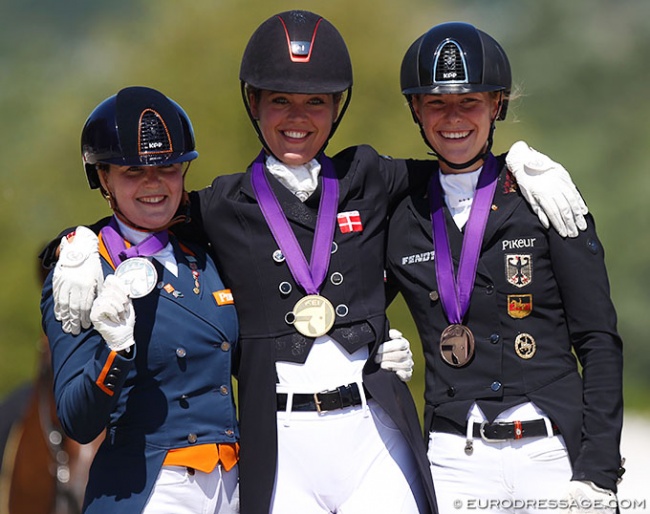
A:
[213,289,234,306]
[507,294,533,319]
[337,210,363,233]
[505,254,532,288]
[401,251,435,266]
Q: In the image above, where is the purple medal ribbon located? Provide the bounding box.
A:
[250,150,339,295]
[100,217,170,266]
[429,154,499,324]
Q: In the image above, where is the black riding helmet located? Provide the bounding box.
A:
[400,22,511,169]
[81,86,198,189]
[239,10,353,157]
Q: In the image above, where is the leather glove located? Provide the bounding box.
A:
[53,226,104,335]
[375,329,414,382]
[506,141,588,238]
[563,480,617,514]
[90,274,136,352]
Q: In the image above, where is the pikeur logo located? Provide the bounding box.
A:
[501,238,537,251]
[401,251,435,266]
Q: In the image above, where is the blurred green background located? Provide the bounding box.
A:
[1,0,648,420]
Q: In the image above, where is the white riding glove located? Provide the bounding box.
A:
[563,480,617,514]
[90,274,136,352]
[506,141,588,238]
[53,226,104,335]
[375,329,414,382]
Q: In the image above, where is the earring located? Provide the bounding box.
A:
[102,190,115,210]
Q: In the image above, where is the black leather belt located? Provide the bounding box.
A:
[432,417,560,441]
[276,383,368,413]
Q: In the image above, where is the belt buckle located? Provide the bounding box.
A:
[313,392,325,413]
[479,421,508,443]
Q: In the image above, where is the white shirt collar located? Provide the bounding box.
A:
[265,155,321,202]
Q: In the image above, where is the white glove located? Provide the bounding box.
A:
[563,480,617,514]
[506,141,588,238]
[53,226,104,335]
[90,274,136,352]
[375,329,414,382]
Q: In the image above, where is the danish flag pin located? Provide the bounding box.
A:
[337,210,363,233]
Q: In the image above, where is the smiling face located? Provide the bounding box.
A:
[249,90,340,166]
[98,163,184,230]
[411,91,500,173]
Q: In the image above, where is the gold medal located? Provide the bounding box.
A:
[440,324,475,367]
[514,333,536,359]
[290,295,335,337]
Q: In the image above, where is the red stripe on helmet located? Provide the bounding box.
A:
[277,15,322,63]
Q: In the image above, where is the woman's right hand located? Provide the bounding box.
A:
[90,274,136,353]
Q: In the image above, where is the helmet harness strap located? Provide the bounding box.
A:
[98,162,191,233]
[409,91,504,171]
[240,82,352,161]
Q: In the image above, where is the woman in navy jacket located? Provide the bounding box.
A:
[41,86,239,513]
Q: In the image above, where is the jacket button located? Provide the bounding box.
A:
[447,386,456,397]
[279,282,292,295]
[225,429,234,437]
[489,333,500,344]
[272,249,285,262]
[335,304,349,317]
[220,385,229,395]
[187,433,198,444]
[176,347,187,358]
[330,272,343,285]
[485,284,495,295]
[220,342,231,351]
[490,381,502,392]
[429,291,439,302]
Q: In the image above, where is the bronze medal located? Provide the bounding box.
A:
[439,324,475,367]
[514,333,536,359]
[291,295,335,337]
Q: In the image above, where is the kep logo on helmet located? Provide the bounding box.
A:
[435,40,468,83]
[138,109,173,156]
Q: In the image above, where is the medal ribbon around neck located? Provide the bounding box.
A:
[251,150,339,296]
[101,217,170,266]
[429,153,499,325]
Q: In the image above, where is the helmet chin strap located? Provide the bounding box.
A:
[99,163,192,233]
[240,83,352,163]
[102,188,189,234]
[423,122,496,171]
[409,92,503,171]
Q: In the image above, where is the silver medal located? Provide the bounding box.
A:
[114,257,158,298]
